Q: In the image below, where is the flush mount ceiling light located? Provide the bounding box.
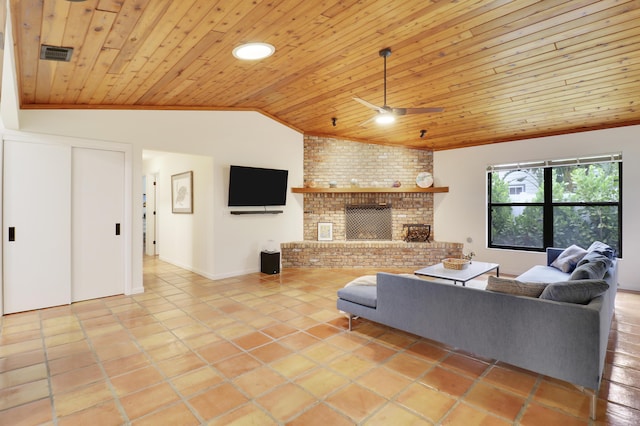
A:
[232,42,275,60]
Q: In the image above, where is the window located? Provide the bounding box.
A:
[488,155,622,256]
[509,184,525,195]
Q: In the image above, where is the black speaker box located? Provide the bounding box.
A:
[260,251,280,274]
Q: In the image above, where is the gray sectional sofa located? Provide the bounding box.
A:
[337,244,618,419]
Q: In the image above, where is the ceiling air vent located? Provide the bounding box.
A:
[40,45,73,62]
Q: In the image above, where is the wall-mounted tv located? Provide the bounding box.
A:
[228,165,288,207]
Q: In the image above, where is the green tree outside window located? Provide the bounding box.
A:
[488,161,621,255]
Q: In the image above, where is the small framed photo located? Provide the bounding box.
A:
[172,171,193,214]
[317,222,333,241]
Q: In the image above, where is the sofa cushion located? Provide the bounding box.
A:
[516,265,570,283]
[337,286,377,308]
[570,258,608,280]
[550,245,587,273]
[486,276,548,297]
[539,279,609,304]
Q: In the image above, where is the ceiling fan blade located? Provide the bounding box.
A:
[353,97,385,113]
[393,107,445,115]
[358,115,378,128]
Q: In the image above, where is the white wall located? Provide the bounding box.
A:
[14,109,304,284]
[434,126,639,291]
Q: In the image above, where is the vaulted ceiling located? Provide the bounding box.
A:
[8,0,640,150]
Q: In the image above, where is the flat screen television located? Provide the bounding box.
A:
[228,165,288,207]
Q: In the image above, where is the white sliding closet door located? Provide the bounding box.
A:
[72,148,125,302]
[3,140,71,313]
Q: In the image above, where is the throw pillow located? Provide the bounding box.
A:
[550,244,587,273]
[585,241,615,259]
[486,276,548,298]
[539,279,609,304]
[570,259,608,280]
[576,251,613,269]
[344,275,377,287]
[343,273,415,288]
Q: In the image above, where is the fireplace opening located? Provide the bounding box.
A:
[345,204,392,240]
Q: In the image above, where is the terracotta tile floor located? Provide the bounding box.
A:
[1,257,639,425]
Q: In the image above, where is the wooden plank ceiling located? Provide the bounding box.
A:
[9,0,640,150]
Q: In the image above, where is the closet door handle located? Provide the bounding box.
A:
[8,227,15,241]
[115,223,121,236]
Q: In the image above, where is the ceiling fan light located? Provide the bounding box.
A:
[375,112,396,125]
[232,42,275,60]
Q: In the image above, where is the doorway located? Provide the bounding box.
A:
[144,173,158,256]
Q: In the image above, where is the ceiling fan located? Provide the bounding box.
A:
[354,48,444,125]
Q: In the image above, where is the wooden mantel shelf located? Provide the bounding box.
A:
[291,186,448,194]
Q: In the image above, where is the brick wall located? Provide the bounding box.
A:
[303,135,433,189]
[302,135,435,241]
[282,241,463,268]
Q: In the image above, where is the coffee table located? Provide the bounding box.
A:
[414,261,499,286]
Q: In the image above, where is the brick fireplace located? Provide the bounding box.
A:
[281,135,463,268]
[302,192,434,242]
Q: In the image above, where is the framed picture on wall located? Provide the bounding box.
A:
[172,171,193,214]
[318,222,333,241]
